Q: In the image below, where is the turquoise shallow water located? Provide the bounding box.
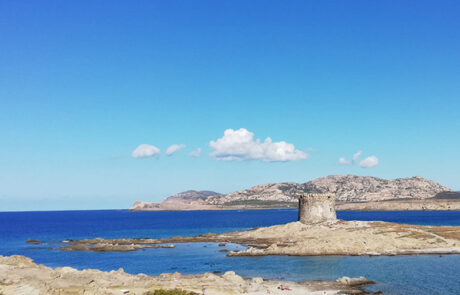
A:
[1,209,460,294]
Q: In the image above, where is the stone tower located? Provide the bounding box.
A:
[298,193,336,224]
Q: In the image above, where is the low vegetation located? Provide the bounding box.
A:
[145,289,199,295]
[221,200,297,208]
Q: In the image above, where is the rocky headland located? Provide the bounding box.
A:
[0,255,374,295]
[131,175,458,211]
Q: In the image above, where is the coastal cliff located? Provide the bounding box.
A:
[131,175,455,211]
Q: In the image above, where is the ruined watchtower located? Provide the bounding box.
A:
[298,193,336,224]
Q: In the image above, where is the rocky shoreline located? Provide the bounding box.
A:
[0,255,376,295]
[52,220,460,256]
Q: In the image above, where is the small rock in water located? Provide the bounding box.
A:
[161,244,176,248]
[336,276,373,286]
[26,239,40,245]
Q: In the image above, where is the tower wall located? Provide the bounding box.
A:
[298,193,336,224]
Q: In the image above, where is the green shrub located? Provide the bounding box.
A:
[145,289,199,295]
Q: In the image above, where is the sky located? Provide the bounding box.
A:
[0,0,459,211]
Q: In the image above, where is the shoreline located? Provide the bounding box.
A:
[0,255,375,295]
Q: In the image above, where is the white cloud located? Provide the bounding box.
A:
[209,128,308,162]
[132,144,160,158]
[339,151,379,168]
[189,148,202,158]
[352,151,362,162]
[166,144,185,156]
[359,156,379,168]
[338,157,351,165]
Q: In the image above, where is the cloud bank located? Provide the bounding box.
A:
[132,144,160,158]
[209,128,308,162]
[166,144,185,156]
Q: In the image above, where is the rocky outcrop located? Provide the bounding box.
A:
[0,255,374,295]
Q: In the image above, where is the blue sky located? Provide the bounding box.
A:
[0,1,459,211]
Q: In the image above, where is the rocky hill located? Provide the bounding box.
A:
[206,183,304,207]
[303,175,450,202]
[206,175,450,206]
[131,190,221,211]
[131,175,452,210]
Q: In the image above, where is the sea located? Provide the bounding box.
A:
[1,209,460,295]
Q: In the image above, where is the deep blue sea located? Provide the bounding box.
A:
[1,209,460,295]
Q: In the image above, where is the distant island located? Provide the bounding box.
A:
[131,175,460,211]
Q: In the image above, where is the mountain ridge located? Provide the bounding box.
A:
[130,175,452,211]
